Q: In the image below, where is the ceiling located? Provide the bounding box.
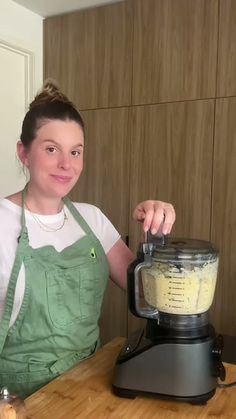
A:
[12,0,123,18]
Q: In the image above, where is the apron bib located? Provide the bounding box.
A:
[0,191,109,398]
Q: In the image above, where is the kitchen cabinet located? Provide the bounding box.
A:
[44,1,132,110]
[217,0,236,97]
[210,98,236,335]
[132,0,218,105]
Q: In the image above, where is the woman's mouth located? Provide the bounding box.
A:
[51,175,73,183]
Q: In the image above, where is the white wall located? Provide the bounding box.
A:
[0,0,43,197]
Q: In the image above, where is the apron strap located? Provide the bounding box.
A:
[63,197,95,236]
[0,236,28,353]
[20,184,27,230]
[0,188,28,353]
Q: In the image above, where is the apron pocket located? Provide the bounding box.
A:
[46,264,100,328]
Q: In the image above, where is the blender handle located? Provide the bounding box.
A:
[134,260,160,319]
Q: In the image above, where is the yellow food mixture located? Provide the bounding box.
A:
[141,259,218,314]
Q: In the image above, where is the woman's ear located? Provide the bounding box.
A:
[17,141,29,167]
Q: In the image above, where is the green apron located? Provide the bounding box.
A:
[0,192,109,398]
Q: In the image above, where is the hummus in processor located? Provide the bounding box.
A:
[141,259,218,315]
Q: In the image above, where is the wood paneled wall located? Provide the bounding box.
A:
[210,98,236,333]
[44,0,236,339]
[217,0,236,96]
[44,1,133,110]
[132,0,218,104]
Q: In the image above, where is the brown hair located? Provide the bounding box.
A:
[20,79,84,148]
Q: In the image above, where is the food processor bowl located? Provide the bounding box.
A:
[133,237,219,318]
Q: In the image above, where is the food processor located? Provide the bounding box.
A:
[112,235,225,404]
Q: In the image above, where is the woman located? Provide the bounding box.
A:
[0,81,175,398]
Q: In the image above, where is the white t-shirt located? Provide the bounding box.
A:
[0,198,120,327]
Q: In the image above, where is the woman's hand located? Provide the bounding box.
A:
[133,200,176,235]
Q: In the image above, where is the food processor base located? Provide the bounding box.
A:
[112,328,221,404]
[113,385,216,405]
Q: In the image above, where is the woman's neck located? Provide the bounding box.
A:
[25,185,64,215]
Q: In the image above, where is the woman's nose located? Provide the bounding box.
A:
[58,153,71,170]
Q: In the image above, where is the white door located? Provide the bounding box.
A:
[0,1,42,198]
[0,41,33,197]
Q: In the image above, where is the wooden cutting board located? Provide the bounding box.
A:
[25,337,236,418]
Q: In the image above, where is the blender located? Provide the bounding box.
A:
[112,235,225,404]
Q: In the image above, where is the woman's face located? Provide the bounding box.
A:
[17,119,84,199]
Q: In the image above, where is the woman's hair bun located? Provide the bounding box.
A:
[20,79,84,147]
[29,79,71,109]
[42,78,60,95]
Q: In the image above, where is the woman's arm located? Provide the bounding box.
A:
[107,238,135,290]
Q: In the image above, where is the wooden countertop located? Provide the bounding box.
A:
[25,337,236,419]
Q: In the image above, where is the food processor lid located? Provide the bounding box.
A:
[149,236,218,260]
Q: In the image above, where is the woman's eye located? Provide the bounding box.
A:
[46,147,57,153]
[71,150,81,157]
